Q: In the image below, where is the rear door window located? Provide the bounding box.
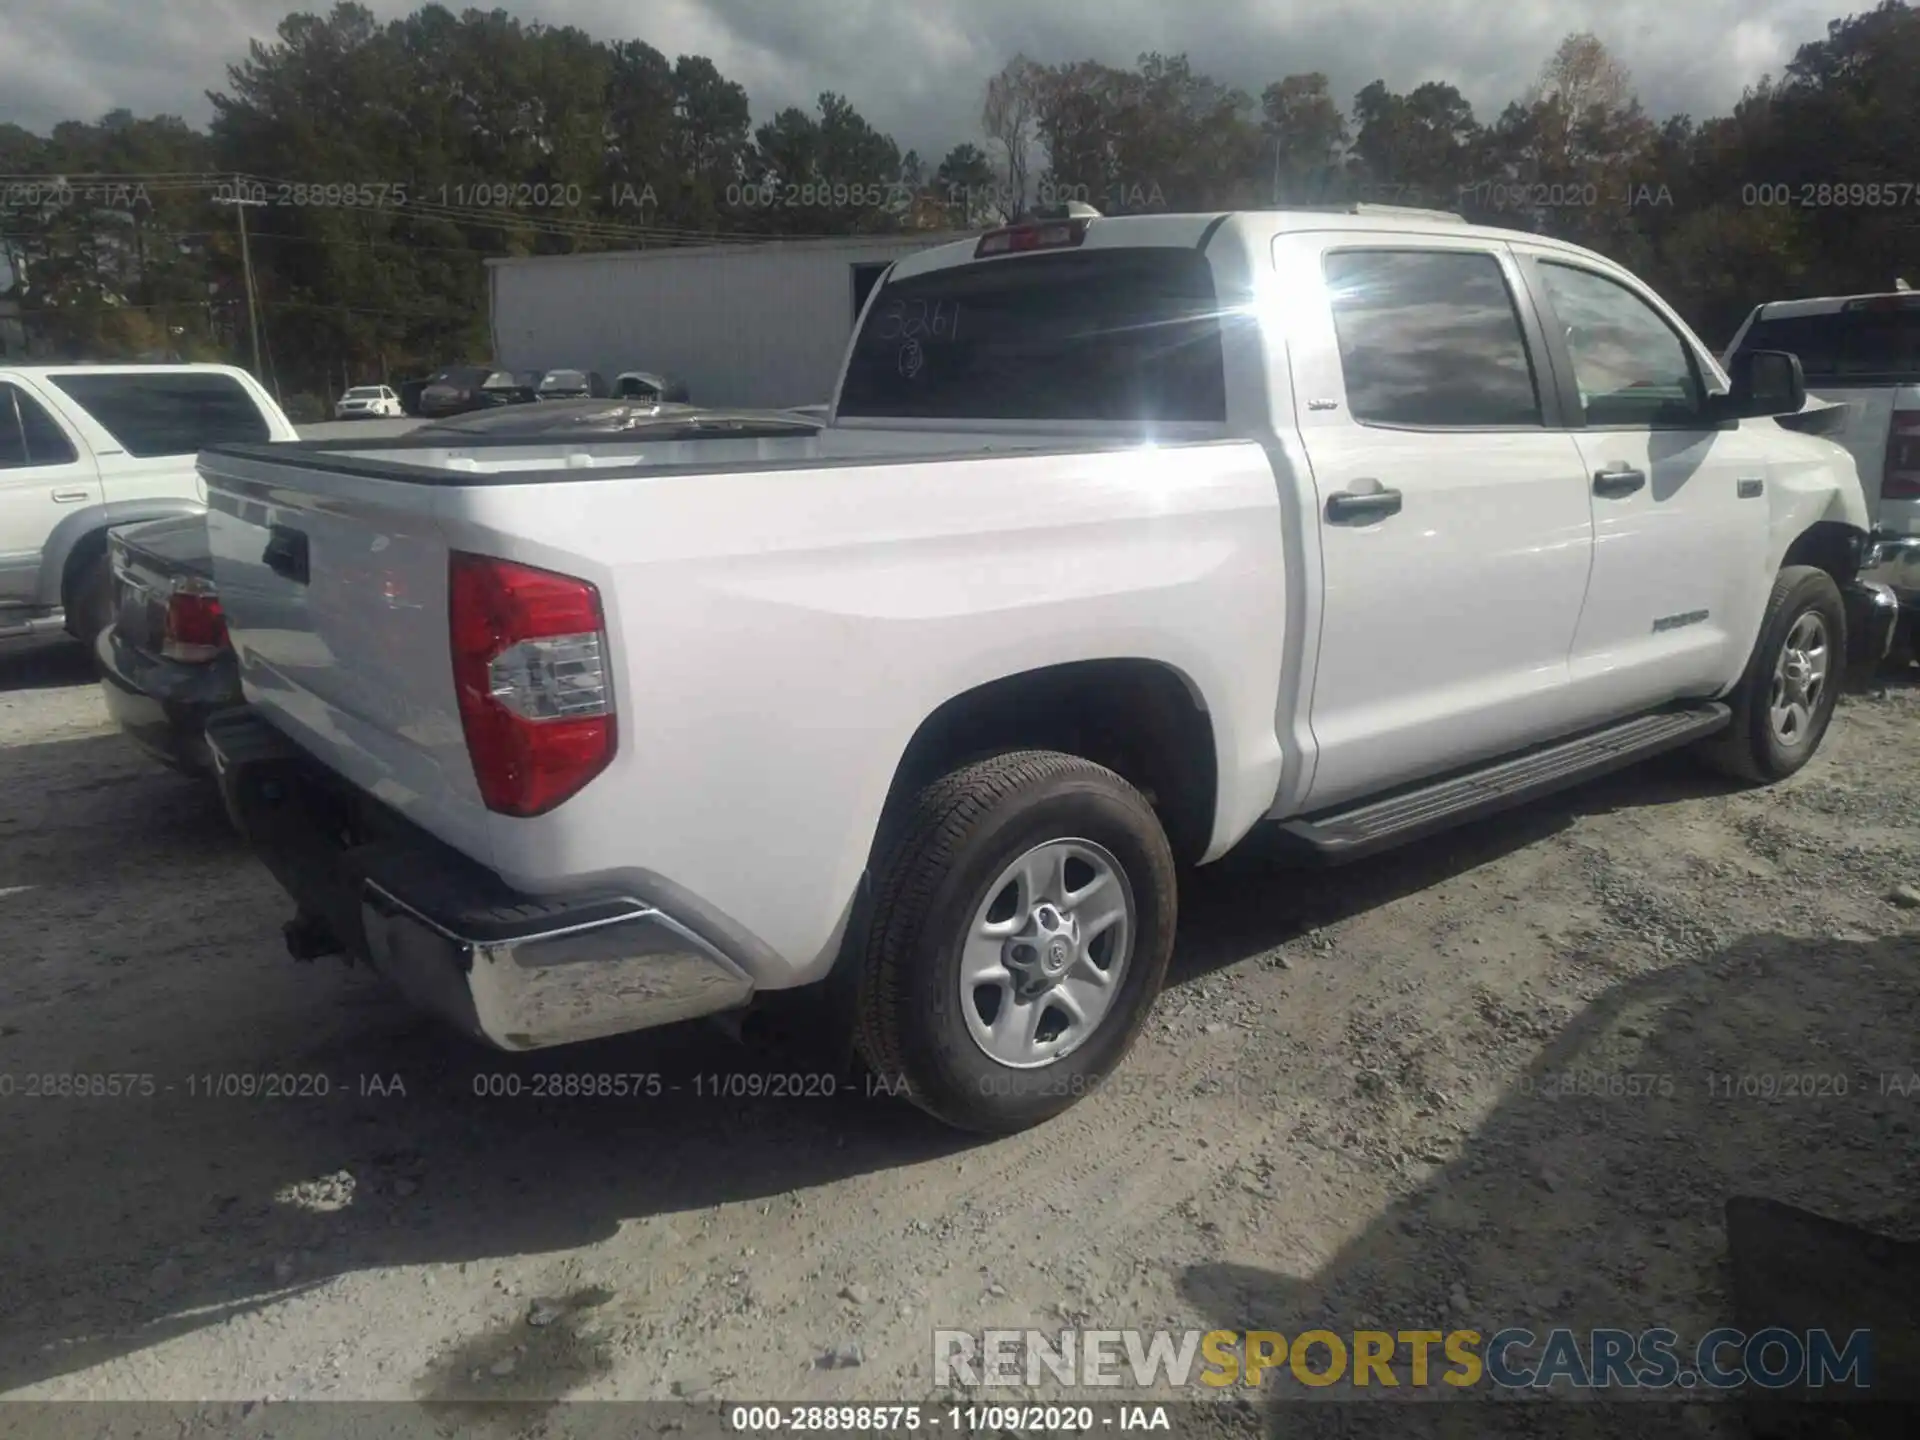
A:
[1322,249,1544,427]
[837,247,1228,422]
[48,372,270,456]
[0,383,81,467]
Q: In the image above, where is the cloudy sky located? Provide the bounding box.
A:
[3,0,1848,158]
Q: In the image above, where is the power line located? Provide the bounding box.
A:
[5,296,480,321]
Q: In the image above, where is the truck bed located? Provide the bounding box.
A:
[203,422,1214,484]
[198,427,1288,978]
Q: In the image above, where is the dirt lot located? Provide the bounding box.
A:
[0,636,1915,1429]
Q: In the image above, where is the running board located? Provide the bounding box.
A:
[0,610,68,642]
[1278,703,1732,863]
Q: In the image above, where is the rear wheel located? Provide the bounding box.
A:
[66,546,114,651]
[853,750,1177,1134]
[1697,565,1846,783]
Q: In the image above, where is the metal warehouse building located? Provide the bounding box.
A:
[486,232,974,410]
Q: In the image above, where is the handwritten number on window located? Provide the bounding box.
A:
[873,298,959,343]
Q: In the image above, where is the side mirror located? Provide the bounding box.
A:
[1726,348,1806,418]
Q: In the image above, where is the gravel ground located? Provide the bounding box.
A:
[0,635,1915,1432]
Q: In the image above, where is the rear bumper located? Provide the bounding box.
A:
[1860,531,1920,607]
[205,709,754,1050]
[96,625,241,773]
[1842,577,1903,668]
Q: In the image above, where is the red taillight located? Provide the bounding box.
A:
[448,552,614,817]
[162,584,227,663]
[1885,413,1920,501]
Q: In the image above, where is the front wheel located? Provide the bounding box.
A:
[854,751,1178,1134]
[1698,565,1846,783]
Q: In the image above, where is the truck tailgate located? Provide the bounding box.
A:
[199,447,494,864]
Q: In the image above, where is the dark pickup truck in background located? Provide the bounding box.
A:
[95,513,235,773]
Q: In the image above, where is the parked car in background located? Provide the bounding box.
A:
[613,370,689,403]
[334,384,402,419]
[95,514,237,773]
[0,364,296,647]
[203,206,1886,1135]
[396,377,429,416]
[1725,285,1920,656]
[533,369,608,401]
[415,365,537,418]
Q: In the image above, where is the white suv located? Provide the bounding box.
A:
[334,384,402,419]
[0,364,297,645]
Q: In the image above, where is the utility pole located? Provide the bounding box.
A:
[212,179,266,380]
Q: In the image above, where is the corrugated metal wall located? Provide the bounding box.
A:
[488,235,966,409]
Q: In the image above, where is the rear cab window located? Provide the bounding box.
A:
[49,372,270,457]
[836,247,1227,422]
[1731,298,1920,386]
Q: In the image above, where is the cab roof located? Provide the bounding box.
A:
[1753,287,1919,319]
[885,206,1590,283]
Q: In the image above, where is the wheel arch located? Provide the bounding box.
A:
[38,498,207,611]
[877,658,1220,868]
[1779,519,1869,591]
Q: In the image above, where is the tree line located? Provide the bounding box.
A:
[1,0,1916,413]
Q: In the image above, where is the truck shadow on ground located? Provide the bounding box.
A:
[0,637,96,694]
[1175,927,1920,1438]
[1169,745,1747,986]
[0,677,1908,1397]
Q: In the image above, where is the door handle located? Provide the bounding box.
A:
[1592,467,1647,497]
[51,488,89,503]
[1325,487,1403,523]
[261,525,310,585]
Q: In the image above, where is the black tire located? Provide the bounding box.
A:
[853,750,1177,1134]
[66,546,114,650]
[1697,565,1846,784]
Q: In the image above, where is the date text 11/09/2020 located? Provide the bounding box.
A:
[725,1405,1172,1432]
[470,1072,856,1100]
[0,1072,407,1100]
[1357,181,1677,211]
[1514,1070,1920,1100]
[202,180,668,210]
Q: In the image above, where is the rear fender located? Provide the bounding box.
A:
[35,497,207,608]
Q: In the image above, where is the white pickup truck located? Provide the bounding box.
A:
[0,364,297,644]
[1724,287,1920,655]
[200,206,1891,1134]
